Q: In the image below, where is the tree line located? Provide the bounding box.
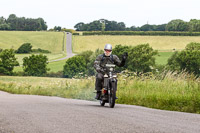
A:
[74,19,200,32]
[1,14,200,32]
[0,14,47,31]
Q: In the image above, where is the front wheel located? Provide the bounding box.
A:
[109,86,116,108]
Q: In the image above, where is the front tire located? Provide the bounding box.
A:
[109,85,116,108]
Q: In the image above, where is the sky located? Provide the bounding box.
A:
[1,0,200,29]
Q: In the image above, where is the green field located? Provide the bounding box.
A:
[14,54,67,72]
[72,35,200,53]
[1,31,199,72]
[0,31,67,72]
[47,59,67,72]
[0,31,65,53]
[155,52,174,65]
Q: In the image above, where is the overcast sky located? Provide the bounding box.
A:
[1,0,200,29]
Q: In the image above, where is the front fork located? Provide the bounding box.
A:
[102,78,117,96]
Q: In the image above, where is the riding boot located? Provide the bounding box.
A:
[95,91,101,100]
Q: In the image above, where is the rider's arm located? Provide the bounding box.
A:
[113,55,126,67]
[94,55,104,73]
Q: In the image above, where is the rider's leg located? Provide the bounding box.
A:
[95,73,104,99]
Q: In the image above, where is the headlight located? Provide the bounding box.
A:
[110,68,113,71]
[113,75,117,78]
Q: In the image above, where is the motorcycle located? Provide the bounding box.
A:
[99,64,117,108]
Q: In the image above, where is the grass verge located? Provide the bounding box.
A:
[0,72,199,113]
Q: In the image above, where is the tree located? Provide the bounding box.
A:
[127,44,158,73]
[166,19,188,31]
[176,50,200,76]
[88,20,102,31]
[0,49,19,75]
[154,24,166,31]
[6,14,47,31]
[0,16,10,30]
[185,42,200,50]
[54,26,62,31]
[140,24,156,31]
[74,22,85,31]
[167,51,180,71]
[126,26,140,31]
[188,19,200,32]
[23,54,49,76]
[7,14,17,30]
[85,49,103,76]
[63,56,86,78]
[167,42,200,76]
[78,50,93,66]
[112,44,130,72]
[16,43,32,53]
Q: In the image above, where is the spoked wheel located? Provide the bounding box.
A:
[100,99,105,106]
[109,89,116,108]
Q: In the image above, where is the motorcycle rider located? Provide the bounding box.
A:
[94,44,128,100]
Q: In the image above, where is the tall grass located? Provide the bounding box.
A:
[0,76,95,100]
[117,72,200,113]
[0,72,199,113]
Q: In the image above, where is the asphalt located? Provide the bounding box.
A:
[0,91,200,133]
[49,32,75,62]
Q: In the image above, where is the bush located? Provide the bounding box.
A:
[63,56,87,78]
[32,48,51,53]
[86,49,104,76]
[76,44,158,76]
[167,51,180,71]
[77,50,93,66]
[0,49,19,75]
[23,54,49,76]
[176,50,200,76]
[16,43,32,53]
[61,28,76,33]
[127,44,158,73]
[185,42,200,50]
[73,33,80,35]
[112,44,130,72]
[167,42,200,76]
[82,31,200,36]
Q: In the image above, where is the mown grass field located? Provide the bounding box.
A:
[14,54,67,72]
[0,73,199,113]
[72,35,200,52]
[0,31,65,53]
[0,31,67,72]
[156,52,174,65]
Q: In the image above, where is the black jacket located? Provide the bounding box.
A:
[94,53,125,73]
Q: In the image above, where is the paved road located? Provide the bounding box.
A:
[49,32,75,62]
[0,91,200,133]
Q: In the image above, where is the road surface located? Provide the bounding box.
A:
[49,32,75,62]
[0,91,200,133]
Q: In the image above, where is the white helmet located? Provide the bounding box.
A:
[104,44,112,56]
[104,44,112,51]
